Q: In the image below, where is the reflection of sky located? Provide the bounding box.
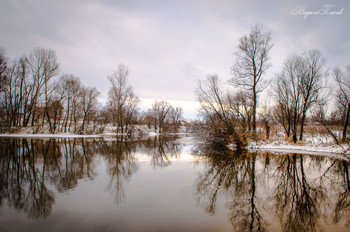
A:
[134,143,200,162]
[1,137,350,231]
[1,0,349,119]
[0,146,227,232]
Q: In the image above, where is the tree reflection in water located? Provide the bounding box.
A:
[1,136,349,230]
[99,137,139,203]
[99,135,183,202]
[195,145,350,232]
[0,136,183,218]
[139,135,183,168]
[195,147,268,231]
[0,138,96,219]
[273,154,326,232]
[325,159,350,229]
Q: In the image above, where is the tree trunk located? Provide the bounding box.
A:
[342,103,350,142]
[252,90,257,132]
[299,111,306,141]
[292,112,298,143]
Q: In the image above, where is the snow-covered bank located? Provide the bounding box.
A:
[0,133,104,138]
[0,125,190,138]
[248,140,350,159]
[240,128,350,159]
[0,132,170,138]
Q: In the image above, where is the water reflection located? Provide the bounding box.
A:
[327,159,350,229]
[273,154,326,231]
[0,136,183,218]
[1,136,349,231]
[195,148,268,231]
[195,145,350,231]
[98,137,139,203]
[0,138,96,219]
[139,136,183,168]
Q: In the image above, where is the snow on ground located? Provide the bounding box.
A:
[0,133,104,138]
[2,124,349,159]
[148,132,159,136]
[247,130,350,159]
[249,141,350,156]
[0,125,189,138]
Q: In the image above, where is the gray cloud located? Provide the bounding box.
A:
[0,0,349,118]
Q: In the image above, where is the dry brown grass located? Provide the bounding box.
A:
[254,123,345,144]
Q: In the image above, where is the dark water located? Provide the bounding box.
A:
[0,136,349,232]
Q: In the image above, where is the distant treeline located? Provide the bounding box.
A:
[0,48,183,134]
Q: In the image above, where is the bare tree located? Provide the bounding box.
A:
[3,57,31,128]
[196,75,232,130]
[123,91,140,134]
[47,79,66,133]
[228,90,253,131]
[0,48,8,128]
[259,104,273,139]
[60,74,81,133]
[79,86,100,134]
[0,47,104,135]
[16,57,32,127]
[230,24,273,132]
[142,112,154,129]
[273,50,327,142]
[299,49,327,140]
[26,48,59,127]
[169,106,183,131]
[334,65,350,141]
[0,48,8,93]
[312,103,340,145]
[273,55,304,143]
[3,60,18,127]
[150,100,172,133]
[107,63,139,133]
[196,74,245,147]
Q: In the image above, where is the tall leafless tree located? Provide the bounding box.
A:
[334,65,350,141]
[273,55,304,143]
[0,48,8,127]
[3,57,31,127]
[60,74,81,133]
[107,63,139,133]
[79,86,100,134]
[169,106,183,131]
[47,78,67,133]
[150,100,172,133]
[273,50,327,142]
[230,24,273,133]
[26,48,59,127]
[123,91,140,134]
[299,49,327,140]
[0,48,8,93]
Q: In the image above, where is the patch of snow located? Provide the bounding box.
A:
[247,140,350,160]
[148,132,158,136]
[0,133,102,138]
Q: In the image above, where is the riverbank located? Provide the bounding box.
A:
[248,140,350,157]
[0,124,190,138]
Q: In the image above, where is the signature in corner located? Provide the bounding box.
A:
[291,5,344,19]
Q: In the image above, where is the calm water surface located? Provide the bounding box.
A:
[0,136,349,232]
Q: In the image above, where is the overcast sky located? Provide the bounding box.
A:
[0,0,349,118]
